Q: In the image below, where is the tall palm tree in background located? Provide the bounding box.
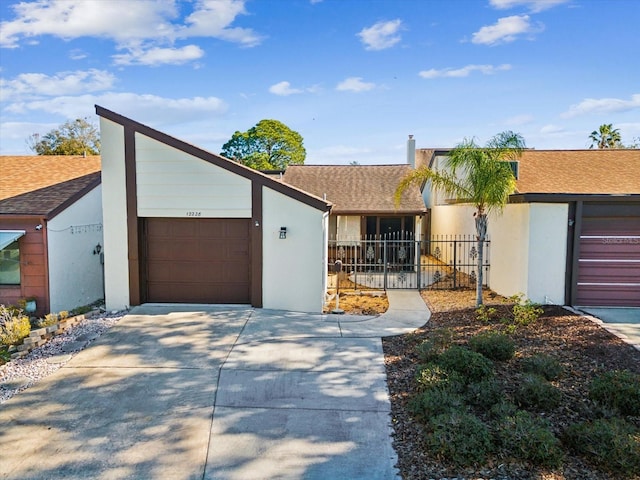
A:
[396,131,525,307]
[589,124,622,149]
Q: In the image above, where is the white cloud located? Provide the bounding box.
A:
[489,0,570,13]
[4,92,227,126]
[113,45,204,66]
[419,63,511,79]
[0,69,116,101]
[472,15,542,45]
[336,77,376,92]
[0,0,262,64]
[540,124,565,134]
[269,81,303,96]
[561,94,640,118]
[357,19,402,51]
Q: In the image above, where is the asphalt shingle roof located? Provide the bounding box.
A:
[0,155,101,217]
[282,164,426,214]
[515,149,640,194]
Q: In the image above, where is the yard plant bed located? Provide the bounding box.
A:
[383,290,640,480]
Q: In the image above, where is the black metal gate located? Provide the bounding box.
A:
[328,233,489,291]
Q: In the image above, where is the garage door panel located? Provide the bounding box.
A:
[577,211,640,307]
[576,285,640,307]
[144,218,250,304]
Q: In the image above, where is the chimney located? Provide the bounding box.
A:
[407,135,416,168]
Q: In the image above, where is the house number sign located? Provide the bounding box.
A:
[186,211,202,217]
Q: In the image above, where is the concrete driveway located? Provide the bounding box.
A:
[0,291,429,480]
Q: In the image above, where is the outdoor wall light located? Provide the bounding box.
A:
[279,227,287,239]
[93,243,102,255]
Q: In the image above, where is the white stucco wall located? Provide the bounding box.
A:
[135,134,251,218]
[262,187,327,312]
[430,203,568,304]
[99,118,130,311]
[47,185,104,313]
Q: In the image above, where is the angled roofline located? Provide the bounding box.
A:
[509,193,640,203]
[95,105,331,212]
[47,172,102,220]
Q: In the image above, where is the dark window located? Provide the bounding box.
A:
[0,241,21,285]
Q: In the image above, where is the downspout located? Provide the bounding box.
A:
[41,216,50,315]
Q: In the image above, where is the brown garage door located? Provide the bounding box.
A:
[143,218,250,304]
[576,208,640,307]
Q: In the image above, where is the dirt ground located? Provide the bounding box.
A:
[323,291,388,315]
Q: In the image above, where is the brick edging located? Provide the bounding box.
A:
[7,310,100,360]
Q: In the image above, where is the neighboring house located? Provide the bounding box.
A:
[0,156,104,316]
[421,148,640,307]
[282,164,427,241]
[96,106,331,313]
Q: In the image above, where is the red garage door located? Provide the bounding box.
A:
[576,210,640,307]
[143,218,250,304]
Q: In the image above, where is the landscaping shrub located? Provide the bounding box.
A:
[520,354,563,381]
[564,418,640,476]
[425,411,493,466]
[436,345,494,383]
[469,331,515,361]
[589,370,640,416]
[409,388,465,421]
[511,295,544,326]
[465,378,505,410]
[41,312,59,327]
[489,400,518,420]
[476,304,498,323]
[415,363,464,392]
[416,328,453,362]
[497,410,564,468]
[514,374,562,411]
[0,308,31,346]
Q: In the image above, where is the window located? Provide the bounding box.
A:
[0,241,20,285]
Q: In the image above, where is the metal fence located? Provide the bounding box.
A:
[327,233,489,291]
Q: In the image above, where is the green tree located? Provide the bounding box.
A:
[589,123,622,149]
[396,131,525,307]
[221,119,305,170]
[27,118,100,155]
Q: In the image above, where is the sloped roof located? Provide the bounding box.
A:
[282,164,426,215]
[515,149,640,194]
[0,156,101,217]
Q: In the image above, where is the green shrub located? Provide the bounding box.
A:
[465,378,505,410]
[58,310,69,320]
[476,305,498,323]
[415,363,464,392]
[512,296,544,326]
[520,354,563,381]
[41,312,59,327]
[416,328,453,362]
[436,345,494,383]
[589,370,640,416]
[514,374,562,411]
[497,411,564,468]
[469,331,516,361]
[409,388,465,421]
[489,401,518,420]
[425,411,493,466]
[564,418,640,475]
[0,314,31,346]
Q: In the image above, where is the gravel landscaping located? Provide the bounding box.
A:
[383,289,640,480]
[0,310,124,404]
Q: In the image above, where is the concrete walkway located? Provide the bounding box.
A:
[0,290,429,480]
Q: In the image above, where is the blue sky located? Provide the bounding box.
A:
[1,0,638,165]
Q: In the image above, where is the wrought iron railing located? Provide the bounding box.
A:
[327,233,489,291]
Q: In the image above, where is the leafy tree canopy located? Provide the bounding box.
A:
[589,123,622,149]
[221,119,305,170]
[27,118,100,155]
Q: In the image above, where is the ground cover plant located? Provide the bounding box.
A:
[383,290,640,480]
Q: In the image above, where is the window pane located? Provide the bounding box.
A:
[0,240,20,285]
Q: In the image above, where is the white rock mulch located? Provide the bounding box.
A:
[0,310,125,404]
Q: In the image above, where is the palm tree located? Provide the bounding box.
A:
[396,131,525,307]
[589,124,622,149]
